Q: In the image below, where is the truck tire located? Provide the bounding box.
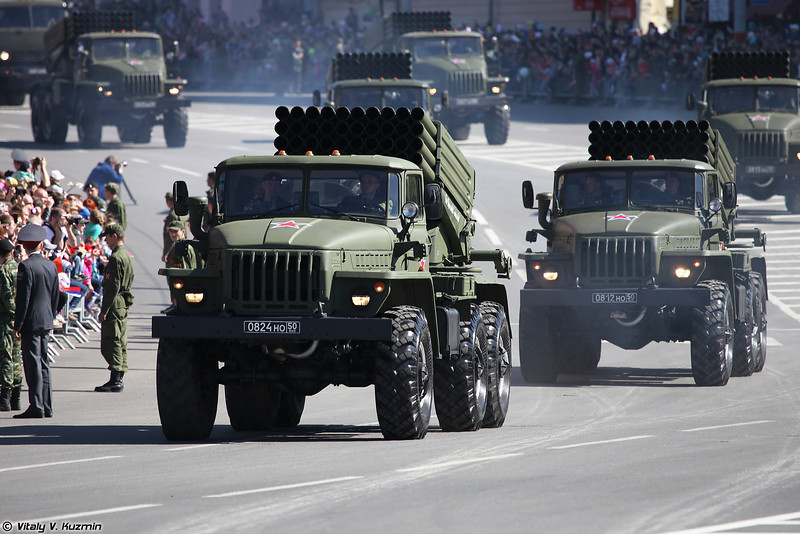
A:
[556,332,601,374]
[785,189,800,214]
[225,384,281,431]
[7,93,25,106]
[449,122,470,141]
[374,306,433,440]
[156,338,219,440]
[164,107,188,148]
[518,305,558,383]
[434,304,488,431]
[77,103,102,148]
[30,91,46,143]
[690,280,733,386]
[752,272,767,372]
[480,302,511,428]
[484,104,510,145]
[275,391,305,427]
[732,274,756,377]
[42,92,68,145]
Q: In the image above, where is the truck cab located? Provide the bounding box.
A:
[315,78,438,117]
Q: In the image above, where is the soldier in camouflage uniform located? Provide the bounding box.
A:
[165,220,198,270]
[95,224,134,393]
[162,191,187,265]
[104,182,127,231]
[0,239,22,411]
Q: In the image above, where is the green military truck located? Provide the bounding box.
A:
[364,11,510,145]
[518,119,768,386]
[30,10,189,147]
[313,52,442,118]
[687,51,800,213]
[0,0,66,106]
[151,105,512,440]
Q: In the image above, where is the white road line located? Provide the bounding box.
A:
[484,228,503,246]
[396,453,523,473]
[680,420,773,433]
[768,337,783,347]
[769,295,800,323]
[164,443,221,452]
[160,164,203,177]
[204,476,364,498]
[0,455,122,473]
[548,435,654,450]
[663,510,800,534]
[129,157,149,164]
[23,504,162,523]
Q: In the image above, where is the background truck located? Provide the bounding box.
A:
[0,0,66,106]
[364,11,510,145]
[686,51,800,213]
[151,105,512,441]
[518,119,768,386]
[312,51,443,119]
[30,10,189,148]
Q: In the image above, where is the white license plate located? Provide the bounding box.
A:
[592,292,638,304]
[133,101,157,109]
[454,97,479,106]
[243,320,301,334]
[27,67,46,74]
[744,165,775,174]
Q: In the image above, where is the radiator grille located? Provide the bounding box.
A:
[229,251,321,311]
[123,73,162,98]
[447,71,484,96]
[579,238,654,286]
[737,131,785,160]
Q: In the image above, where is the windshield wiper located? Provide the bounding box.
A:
[310,203,361,221]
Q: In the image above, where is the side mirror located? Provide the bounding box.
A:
[173,180,189,216]
[722,182,737,209]
[441,90,450,109]
[522,180,535,209]
[312,89,321,107]
[537,192,553,230]
[685,92,696,111]
[424,183,443,222]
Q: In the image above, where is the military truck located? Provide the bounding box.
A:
[518,119,768,386]
[151,105,512,440]
[313,52,443,119]
[364,11,510,145]
[686,51,800,213]
[0,0,66,106]
[29,11,189,148]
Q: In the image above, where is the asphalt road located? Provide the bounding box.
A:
[1,95,799,534]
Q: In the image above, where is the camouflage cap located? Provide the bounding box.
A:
[105,182,120,194]
[167,219,186,231]
[100,223,125,238]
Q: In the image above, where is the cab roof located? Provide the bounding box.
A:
[218,154,420,173]
[332,78,430,89]
[705,77,800,88]
[556,159,716,173]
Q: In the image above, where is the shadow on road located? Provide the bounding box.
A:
[510,365,695,388]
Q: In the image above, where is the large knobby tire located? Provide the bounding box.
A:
[691,280,734,386]
[275,391,305,428]
[156,338,219,440]
[448,122,471,141]
[374,306,433,440]
[518,304,558,383]
[484,104,510,145]
[77,103,102,148]
[164,107,188,148]
[480,301,511,428]
[434,304,488,431]
[43,92,68,145]
[556,330,602,374]
[752,272,767,372]
[30,91,46,143]
[785,188,800,214]
[732,274,756,377]
[225,383,281,431]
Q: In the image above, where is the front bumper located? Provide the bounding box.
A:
[520,286,711,307]
[152,315,392,341]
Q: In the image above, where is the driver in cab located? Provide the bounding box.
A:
[338,172,386,215]
[244,172,292,213]
[578,174,605,207]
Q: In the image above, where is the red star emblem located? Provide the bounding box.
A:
[270,220,309,229]
[748,114,768,122]
[606,213,638,221]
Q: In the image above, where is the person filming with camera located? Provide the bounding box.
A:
[84,155,125,193]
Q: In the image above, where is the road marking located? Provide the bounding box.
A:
[663,510,800,534]
[680,420,773,433]
[396,453,523,473]
[160,164,203,177]
[768,337,783,346]
[23,504,162,523]
[130,157,149,164]
[0,455,122,473]
[514,268,527,281]
[164,443,221,451]
[548,435,654,450]
[484,228,503,246]
[204,476,364,498]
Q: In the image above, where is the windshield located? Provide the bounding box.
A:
[92,37,162,61]
[410,36,483,59]
[0,5,65,29]
[339,87,427,110]
[711,86,799,114]
[220,168,400,219]
[558,170,698,213]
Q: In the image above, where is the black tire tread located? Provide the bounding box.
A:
[691,280,733,386]
[484,104,510,145]
[480,301,511,428]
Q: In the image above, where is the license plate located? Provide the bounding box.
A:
[27,67,46,74]
[243,320,301,334]
[133,101,157,109]
[744,165,775,174]
[592,292,638,304]
[454,97,479,106]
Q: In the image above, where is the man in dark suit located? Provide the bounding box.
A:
[13,225,60,419]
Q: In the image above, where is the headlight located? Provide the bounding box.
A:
[169,86,181,95]
[542,271,558,281]
[185,292,204,304]
[0,51,9,61]
[491,85,501,94]
[674,267,692,279]
[351,294,370,306]
[428,88,437,96]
